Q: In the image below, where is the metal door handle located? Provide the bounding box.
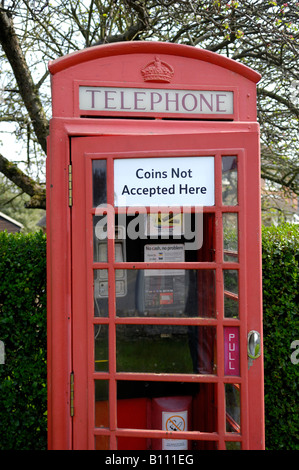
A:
[247,330,261,360]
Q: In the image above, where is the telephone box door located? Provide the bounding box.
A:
[71,127,264,450]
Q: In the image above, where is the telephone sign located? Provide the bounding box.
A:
[47,41,264,450]
[79,86,234,115]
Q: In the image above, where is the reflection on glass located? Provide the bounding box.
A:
[116,325,216,374]
[225,384,241,433]
[223,213,238,262]
[93,217,126,264]
[94,325,109,371]
[116,269,216,318]
[95,380,109,428]
[94,270,108,317]
[225,441,241,450]
[222,156,238,205]
[93,160,107,207]
[94,215,107,262]
[223,270,239,318]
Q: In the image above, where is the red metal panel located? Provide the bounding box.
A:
[47,122,72,450]
[49,42,261,82]
[48,42,260,122]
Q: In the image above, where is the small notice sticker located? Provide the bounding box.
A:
[162,410,188,450]
[144,243,185,276]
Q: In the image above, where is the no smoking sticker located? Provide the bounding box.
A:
[166,415,186,432]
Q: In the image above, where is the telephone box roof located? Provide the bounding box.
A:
[48,41,261,83]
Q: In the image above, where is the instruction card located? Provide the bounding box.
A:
[144,244,184,276]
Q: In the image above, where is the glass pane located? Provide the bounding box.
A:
[94,217,126,263]
[94,215,107,262]
[116,269,215,318]
[225,441,241,450]
[223,213,238,262]
[93,160,107,207]
[115,212,215,262]
[95,380,109,428]
[225,384,241,433]
[116,325,216,374]
[95,435,109,450]
[223,270,239,318]
[117,436,148,451]
[117,381,217,434]
[94,270,109,317]
[94,325,109,371]
[222,156,238,205]
[94,213,215,263]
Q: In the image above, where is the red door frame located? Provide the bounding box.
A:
[64,121,264,450]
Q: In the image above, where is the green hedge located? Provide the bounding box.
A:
[262,224,299,450]
[0,231,47,450]
[0,225,298,449]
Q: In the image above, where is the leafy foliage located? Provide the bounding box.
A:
[262,223,299,450]
[0,231,47,450]
[0,225,298,449]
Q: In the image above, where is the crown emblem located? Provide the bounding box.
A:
[141,57,174,83]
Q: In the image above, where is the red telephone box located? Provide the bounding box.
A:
[47,41,264,450]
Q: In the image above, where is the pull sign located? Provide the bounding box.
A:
[224,327,240,376]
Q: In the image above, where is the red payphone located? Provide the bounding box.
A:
[47,41,264,450]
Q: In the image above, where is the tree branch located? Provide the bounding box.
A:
[0,153,46,209]
[0,9,49,154]
[93,21,145,44]
[258,88,299,119]
[92,0,150,45]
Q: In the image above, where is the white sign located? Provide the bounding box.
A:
[114,156,215,207]
[162,410,188,450]
[79,86,233,115]
[144,244,185,276]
